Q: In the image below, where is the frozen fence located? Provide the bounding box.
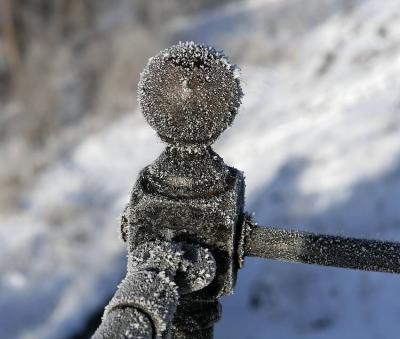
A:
[93,42,400,339]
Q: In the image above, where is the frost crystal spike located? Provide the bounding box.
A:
[93,42,400,339]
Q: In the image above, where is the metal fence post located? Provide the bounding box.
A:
[124,41,245,338]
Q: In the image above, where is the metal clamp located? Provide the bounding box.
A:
[93,241,216,338]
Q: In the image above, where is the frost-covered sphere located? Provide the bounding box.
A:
[138,41,242,146]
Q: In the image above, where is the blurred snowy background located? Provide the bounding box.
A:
[1,0,400,338]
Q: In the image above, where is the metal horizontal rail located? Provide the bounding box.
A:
[93,307,153,339]
[245,224,400,274]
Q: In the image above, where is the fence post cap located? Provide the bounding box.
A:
[138,41,242,146]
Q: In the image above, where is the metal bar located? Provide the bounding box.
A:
[245,225,400,274]
[92,307,153,339]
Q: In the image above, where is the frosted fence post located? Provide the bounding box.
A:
[124,41,245,338]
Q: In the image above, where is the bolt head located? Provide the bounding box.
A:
[138,42,242,146]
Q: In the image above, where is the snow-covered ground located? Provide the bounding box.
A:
[1,0,400,338]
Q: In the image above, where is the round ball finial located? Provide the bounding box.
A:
[138,41,242,146]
